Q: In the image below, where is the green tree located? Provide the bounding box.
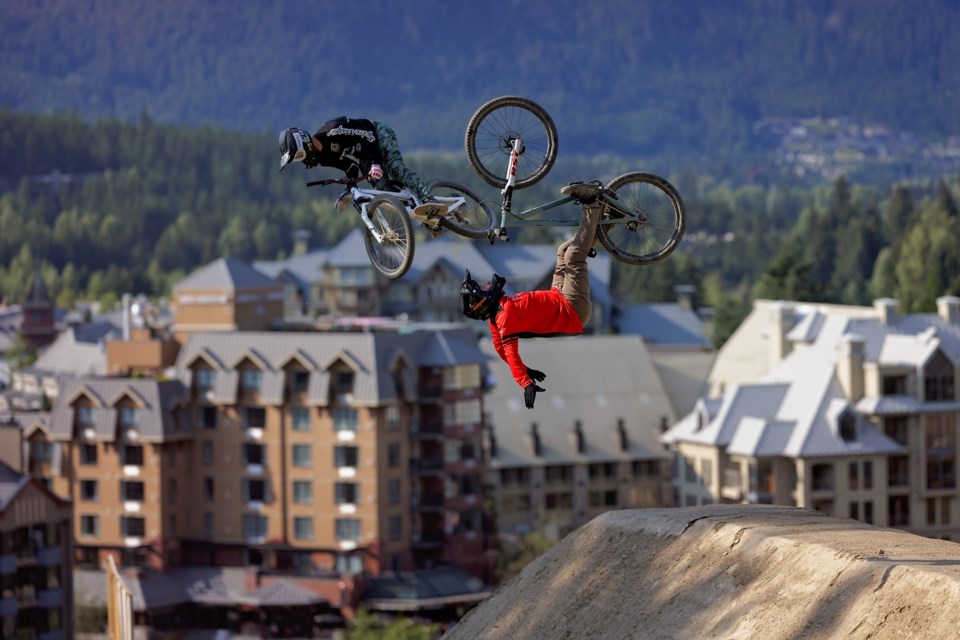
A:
[893,207,960,312]
[7,334,37,370]
[753,241,819,302]
[346,609,441,640]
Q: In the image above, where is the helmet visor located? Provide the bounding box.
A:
[279,129,309,171]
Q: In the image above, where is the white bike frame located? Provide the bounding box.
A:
[346,185,468,245]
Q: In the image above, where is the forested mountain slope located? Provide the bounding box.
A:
[2,0,959,166]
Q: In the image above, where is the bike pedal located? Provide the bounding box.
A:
[588,248,597,258]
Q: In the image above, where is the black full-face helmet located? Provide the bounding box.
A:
[460,270,506,320]
[278,127,315,171]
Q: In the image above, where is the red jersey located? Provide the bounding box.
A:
[488,288,584,388]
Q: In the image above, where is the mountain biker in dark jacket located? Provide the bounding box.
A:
[460,181,604,409]
[279,118,438,216]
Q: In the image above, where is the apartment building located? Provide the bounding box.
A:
[36,326,494,583]
[664,296,960,541]
[481,336,675,539]
[0,424,74,640]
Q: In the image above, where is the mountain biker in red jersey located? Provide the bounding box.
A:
[460,181,604,409]
[278,118,440,218]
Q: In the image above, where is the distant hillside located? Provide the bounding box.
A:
[2,0,959,170]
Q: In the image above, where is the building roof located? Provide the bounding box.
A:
[663,306,960,458]
[240,579,326,607]
[616,303,711,348]
[361,566,491,612]
[174,257,281,292]
[0,460,27,512]
[175,327,488,407]
[483,335,674,468]
[48,378,192,442]
[31,324,113,376]
[649,350,718,419]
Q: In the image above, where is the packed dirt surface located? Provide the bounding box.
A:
[443,505,960,639]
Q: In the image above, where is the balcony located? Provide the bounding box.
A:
[37,546,61,567]
[38,588,63,608]
[414,492,444,510]
[413,422,443,439]
[0,597,15,617]
[412,530,444,549]
[0,553,14,574]
[411,457,444,475]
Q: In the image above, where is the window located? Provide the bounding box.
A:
[927,459,956,490]
[863,461,873,490]
[121,445,143,466]
[242,369,263,392]
[864,501,874,525]
[243,443,265,466]
[889,496,910,526]
[925,414,956,452]
[76,406,94,426]
[80,480,98,502]
[888,456,909,487]
[924,352,955,401]
[202,440,213,466]
[293,480,313,504]
[204,477,214,501]
[849,502,859,520]
[243,514,268,539]
[121,517,145,538]
[80,516,99,537]
[811,463,834,491]
[291,407,310,431]
[848,462,859,491]
[389,516,402,541]
[291,370,310,393]
[203,513,214,538]
[334,446,358,468]
[632,460,659,478]
[335,370,355,395]
[335,519,361,542]
[244,407,266,429]
[838,410,857,442]
[388,442,401,468]
[119,406,141,429]
[201,406,217,429]
[121,481,145,502]
[335,483,359,505]
[444,399,482,425]
[243,479,267,502]
[79,444,97,465]
[386,405,401,431]
[333,408,358,432]
[882,375,908,396]
[545,465,573,483]
[196,368,217,391]
[388,478,401,505]
[443,364,480,390]
[292,444,312,468]
[294,517,313,541]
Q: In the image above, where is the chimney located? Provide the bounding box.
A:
[616,418,628,452]
[293,230,311,256]
[571,420,585,454]
[770,302,796,366]
[874,298,899,326]
[937,296,960,325]
[674,284,696,311]
[528,423,541,457]
[837,333,866,401]
[121,293,132,341]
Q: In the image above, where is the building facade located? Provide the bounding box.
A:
[665,296,960,541]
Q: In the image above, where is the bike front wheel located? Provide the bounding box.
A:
[426,179,496,240]
[596,172,686,266]
[363,194,415,279]
[465,96,558,190]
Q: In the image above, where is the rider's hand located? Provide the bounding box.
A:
[526,367,546,384]
[368,164,384,181]
[523,383,545,409]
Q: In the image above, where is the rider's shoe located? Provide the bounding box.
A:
[335,190,353,214]
[561,181,602,205]
[413,200,447,221]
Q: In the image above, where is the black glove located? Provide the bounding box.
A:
[526,367,546,383]
[524,383,545,409]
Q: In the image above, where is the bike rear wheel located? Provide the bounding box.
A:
[426,179,496,240]
[596,172,686,266]
[465,96,558,190]
[363,194,415,279]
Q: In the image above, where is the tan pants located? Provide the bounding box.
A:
[551,202,603,326]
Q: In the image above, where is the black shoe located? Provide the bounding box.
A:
[561,181,602,204]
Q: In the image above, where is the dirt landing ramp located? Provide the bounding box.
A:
[444,505,960,640]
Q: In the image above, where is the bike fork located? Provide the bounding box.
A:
[358,204,388,244]
[489,138,523,243]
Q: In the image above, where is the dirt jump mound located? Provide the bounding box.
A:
[444,505,960,639]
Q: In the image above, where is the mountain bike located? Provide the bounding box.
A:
[465,96,686,265]
[305,177,495,279]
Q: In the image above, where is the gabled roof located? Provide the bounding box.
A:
[326,228,377,268]
[174,257,281,292]
[483,335,674,467]
[617,303,710,348]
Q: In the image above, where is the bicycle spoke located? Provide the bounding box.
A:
[598,173,685,265]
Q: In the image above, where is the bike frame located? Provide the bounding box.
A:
[490,138,638,242]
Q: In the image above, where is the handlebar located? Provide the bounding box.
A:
[305,176,365,188]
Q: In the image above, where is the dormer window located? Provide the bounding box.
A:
[924,352,955,402]
[242,369,263,392]
[196,368,217,391]
[120,407,141,429]
[291,370,310,393]
[76,406,94,426]
[882,374,907,396]
[838,409,857,442]
[335,371,355,395]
